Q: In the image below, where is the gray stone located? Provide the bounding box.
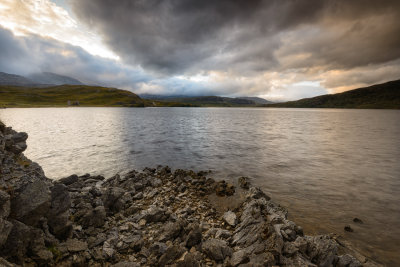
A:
[58,174,78,186]
[11,179,51,226]
[0,190,10,218]
[223,210,237,226]
[231,250,249,266]
[159,221,183,242]
[202,238,232,262]
[185,226,202,247]
[65,238,88,252]
[215,229,232,239]
[0,218,13,247]
[158,245,186,266]
[47,184,71,238]
[337,254,362,267]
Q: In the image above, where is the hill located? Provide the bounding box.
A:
[28,72,83,85]
[141,95,273,107]
[141,94,272,106]
[237,96,274,104]
[0,72,36,86]
[265,79,400,109]
[0,85,145,107]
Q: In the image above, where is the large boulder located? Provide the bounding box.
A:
[10,180,51,226]
[0,190,10,218]
[0,218,13,247]
[47,184,72,239]
[202,238,232,262]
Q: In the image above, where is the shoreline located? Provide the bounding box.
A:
[0,122,381,266]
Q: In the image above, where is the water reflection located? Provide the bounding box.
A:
[1,107,400,265]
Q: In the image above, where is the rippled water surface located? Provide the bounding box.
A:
[1,107,400,265]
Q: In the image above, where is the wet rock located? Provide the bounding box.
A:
[223,210,237,226]
[248,186,271,200]
[345,225,354,232]
[202,238,232,262]
[305,235,338,267]
[238,176,250,189]
[353,218,363,224]
[11,179,51,226]
[337,254,362,267]
[58,174,78,186]
[215,181,235,196]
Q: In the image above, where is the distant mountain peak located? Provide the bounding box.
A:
[28,72,83,85]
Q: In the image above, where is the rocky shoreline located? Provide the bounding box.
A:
[0,122,380,266]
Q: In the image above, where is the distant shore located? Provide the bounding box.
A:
[0,121,381,266]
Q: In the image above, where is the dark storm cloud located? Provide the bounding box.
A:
[0,27,151,88]
[70,0,400,75]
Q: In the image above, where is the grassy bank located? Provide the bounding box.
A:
[0,85,145,107]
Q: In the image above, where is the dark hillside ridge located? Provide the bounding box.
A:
[265,79,400,109]
[0,85,145,107]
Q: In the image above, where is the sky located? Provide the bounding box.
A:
[0,0,399,101]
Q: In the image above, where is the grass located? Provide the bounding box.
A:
[264,79,400,109]
[0,85,145,107]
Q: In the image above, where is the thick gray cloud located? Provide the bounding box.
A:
[70,0,400,75]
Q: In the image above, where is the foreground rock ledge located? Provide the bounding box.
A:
[0,122,380,267]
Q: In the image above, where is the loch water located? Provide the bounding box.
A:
[1,107,399,265]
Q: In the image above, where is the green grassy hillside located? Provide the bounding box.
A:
[152,96,258,107]
[265,79,400,109]
[0,85,145,107]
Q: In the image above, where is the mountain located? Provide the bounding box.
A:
[237,96,273,104]
[140,94,274,106]
[264,79,400,109]
[28,72,83,85]
[0,72,35,86]
[0,84,145,107]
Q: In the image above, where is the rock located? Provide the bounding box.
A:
[0,218,13,247]
[248,187,271,200]
[47,184,72,238]
[176,252,201,267]
[140,205,167,223]
[111,262,140,267]
[102,241,115,259]
[159,221,183,242]
[102,187,126,213]
[215,181,235,196]
[215,229,232,239]
[133,192,143,200]
[185,226,202,247]
[58,174,78,186]
[202,238,232,262]
[305,235,338,267]
[81,205,106,228]
[344,225,354,232]
[231,250,249,266]
[65,239,88,252]
[0,190,10,218]
[337,254,362,267]
[0,257,16,267]
[353,218,363,224]
[158,245,186,266]
[10,179,51,226]
[223,210,237,226]
[238,177,250,189]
